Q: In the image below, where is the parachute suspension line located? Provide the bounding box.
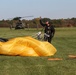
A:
[31,29,44,41]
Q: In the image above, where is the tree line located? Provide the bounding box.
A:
[0,17,76,28]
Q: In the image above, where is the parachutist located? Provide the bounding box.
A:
[40,17,55,43]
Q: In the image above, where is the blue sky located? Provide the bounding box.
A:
[0,0,76,20]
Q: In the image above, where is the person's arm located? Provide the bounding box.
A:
[51,25,55,37]
[40,17,46,27]
[53,28,55,36]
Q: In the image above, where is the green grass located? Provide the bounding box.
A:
[0,27,76,75]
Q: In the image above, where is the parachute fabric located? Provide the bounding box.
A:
[0,37,57,56]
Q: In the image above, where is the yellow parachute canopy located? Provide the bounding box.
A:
[0,37,57,56]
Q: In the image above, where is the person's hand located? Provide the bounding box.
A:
[40,16,42,19]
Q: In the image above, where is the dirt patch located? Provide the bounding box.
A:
[48,58,63,61]
[68,55,76,59]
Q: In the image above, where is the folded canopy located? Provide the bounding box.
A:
[0,36,57,56]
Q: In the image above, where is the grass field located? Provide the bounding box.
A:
[0,27,76,75]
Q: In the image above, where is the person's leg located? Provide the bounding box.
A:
[48,37,51,43]
[48,36,53,43]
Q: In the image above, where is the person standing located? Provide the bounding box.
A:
[40,17,55,43]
